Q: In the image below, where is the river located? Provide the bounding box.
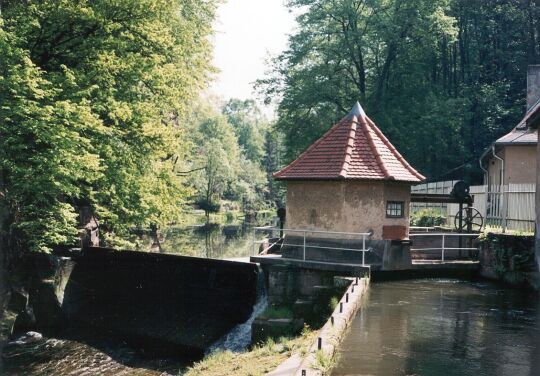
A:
[332,279,540,376]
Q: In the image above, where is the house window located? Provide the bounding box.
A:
[386,201,404,218]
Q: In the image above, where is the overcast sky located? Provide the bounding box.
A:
[209,0,296,113]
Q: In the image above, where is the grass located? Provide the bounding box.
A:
[328,296,339,312]
[183,329,317,376]
[257,305,294,320]
[313,350,337,373]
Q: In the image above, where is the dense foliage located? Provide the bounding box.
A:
[259,0,540,182]
[0,0,216,252]
[185,98,283,221]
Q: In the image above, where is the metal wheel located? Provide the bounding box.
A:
[454,207,484,232]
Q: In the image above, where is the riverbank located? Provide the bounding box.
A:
[186,330,316,376]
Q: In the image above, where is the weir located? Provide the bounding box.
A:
[21,247,261,358]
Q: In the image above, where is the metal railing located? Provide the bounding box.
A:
[409,233,480,263]
[252,226,372,266]
[410,226,435,232]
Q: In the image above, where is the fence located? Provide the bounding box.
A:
[252,226,372,266]
[409,232,480,262]
[412,181,535,232]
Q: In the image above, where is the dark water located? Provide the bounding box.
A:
[333,279,540,376]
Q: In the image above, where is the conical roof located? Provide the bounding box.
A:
[273,102,425,183]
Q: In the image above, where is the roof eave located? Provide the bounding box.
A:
[527,108,540,128]
[273,175,423,183]
[494,141,537,146]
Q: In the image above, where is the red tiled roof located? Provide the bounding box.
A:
[273,102,425,183]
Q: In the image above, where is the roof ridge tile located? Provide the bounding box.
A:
[273,102,425,183]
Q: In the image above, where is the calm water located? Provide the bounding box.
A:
[333,279,540,376]
[135,222,265,260]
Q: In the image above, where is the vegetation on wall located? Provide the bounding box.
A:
[410,209,447,227]
[258,0,540,182]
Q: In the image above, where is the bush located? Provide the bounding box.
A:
[225,211,235,222]
[410,209,446,227]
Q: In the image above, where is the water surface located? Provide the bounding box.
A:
[333,279,540,376]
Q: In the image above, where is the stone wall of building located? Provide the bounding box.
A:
[285,180,410,240]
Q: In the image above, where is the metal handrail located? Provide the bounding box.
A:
[409,232,479,262]
[410,233,479,237]
[253,226,371,266]
[253,226,372,237]
[409,226,434,232]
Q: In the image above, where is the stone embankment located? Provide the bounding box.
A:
[268,276,369,376]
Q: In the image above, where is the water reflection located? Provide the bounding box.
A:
[332,280,540,376]
[136,222,262,260]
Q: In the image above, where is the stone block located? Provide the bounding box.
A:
[251,318,304,344]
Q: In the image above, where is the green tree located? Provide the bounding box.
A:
[259,0,540,182]
[0,0,216,253]
[189,115,241,221]
[222,99,266,162]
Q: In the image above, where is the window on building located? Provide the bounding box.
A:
[386,201,404,218]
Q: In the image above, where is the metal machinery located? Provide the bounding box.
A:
[411,180,484,256]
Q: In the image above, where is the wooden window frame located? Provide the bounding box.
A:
[386,201,404,218]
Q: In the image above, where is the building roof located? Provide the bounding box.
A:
[526,97,540,128]
[494,120,538,146]
[273,102,425,183]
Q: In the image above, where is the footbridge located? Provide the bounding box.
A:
[250,226,481,277]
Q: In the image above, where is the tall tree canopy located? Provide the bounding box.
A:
[0,0,216,252]
[259,0,540,182]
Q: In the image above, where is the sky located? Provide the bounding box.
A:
[210,0,296,115]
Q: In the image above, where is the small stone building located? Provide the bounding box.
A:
[274,102,425,241]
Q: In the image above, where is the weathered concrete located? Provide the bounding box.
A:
[285,181,411,240]
[289,277,369,376]
[251,318,304,344]
[382,240,412,270]
[12,248,260,357]
[479,233,539,288]
[251,255,369,291]
[262,264,351,305]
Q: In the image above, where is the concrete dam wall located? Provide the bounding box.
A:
[27,247,260,357]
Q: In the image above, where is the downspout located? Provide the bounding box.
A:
[491,146,507,232]
[478,149,490,226]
